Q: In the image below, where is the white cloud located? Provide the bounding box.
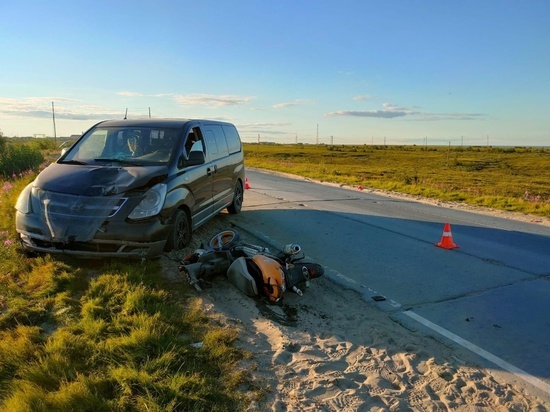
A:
[410,113,485,121]
[327,109,408,118]
[116,91,143,97]
[238,122,292,130]
[173,94,255,107]
[326,102,413,118]
[272,99,310,109]
[237,122,292,135]
[273,102,299,109]
[0,96,122,120]
[352,95,372,101]
[326,102,484,121]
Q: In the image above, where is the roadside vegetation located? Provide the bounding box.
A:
[0,136,256,410]
[0,133,44,178]
[244,143,550,218]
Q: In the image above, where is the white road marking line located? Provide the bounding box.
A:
[404,310,550,396]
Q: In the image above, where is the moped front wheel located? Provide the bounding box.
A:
[208,229,240,250]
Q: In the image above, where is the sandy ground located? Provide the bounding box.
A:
[162,181,550,411]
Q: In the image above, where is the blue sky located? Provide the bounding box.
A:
[1,0,549,146]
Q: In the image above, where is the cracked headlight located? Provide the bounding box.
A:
[128,183,167,220]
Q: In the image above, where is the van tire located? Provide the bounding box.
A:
[227,182,243,214]
[166,209,191,252]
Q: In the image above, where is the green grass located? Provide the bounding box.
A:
[0,252,253,410]
[244,143,550,217]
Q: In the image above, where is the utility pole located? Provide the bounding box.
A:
[149,107,151,118]
[257,134,260,144]
[316,124,319,145]
[51,102,57,145]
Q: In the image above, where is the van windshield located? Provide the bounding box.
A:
[62,126,180,165]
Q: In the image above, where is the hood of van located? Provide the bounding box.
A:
[34,163,169,196]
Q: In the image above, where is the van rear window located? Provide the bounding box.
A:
[223,125,242,154]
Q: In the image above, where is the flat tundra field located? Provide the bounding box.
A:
[243,144,550,218]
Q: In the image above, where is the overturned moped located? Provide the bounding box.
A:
[178,229,324,303]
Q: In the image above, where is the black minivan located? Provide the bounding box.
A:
[15,119,245,258]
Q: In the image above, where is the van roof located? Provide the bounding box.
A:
[96,119,234,128]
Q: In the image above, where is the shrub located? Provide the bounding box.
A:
[0,136,44,177]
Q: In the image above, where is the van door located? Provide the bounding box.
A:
[181,126,215,228]
[202,125,234,213]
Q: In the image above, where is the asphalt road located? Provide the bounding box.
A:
[231,168,550,398]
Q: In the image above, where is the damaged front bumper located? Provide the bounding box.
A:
[17,230,166,259]
[15,186,170,259]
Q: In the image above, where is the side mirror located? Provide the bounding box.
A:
[179,151,205,168]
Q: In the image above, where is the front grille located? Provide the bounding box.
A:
[32,189,128,242]
[34,189,126,218]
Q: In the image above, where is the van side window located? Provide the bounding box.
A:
[203,130,218,159]
[223,125,242,154]
[203,126,230,160]
[213,127,229,158]
[184,127,203,158]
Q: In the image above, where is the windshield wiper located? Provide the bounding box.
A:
[58,159,87,165]
[94,157,141,166]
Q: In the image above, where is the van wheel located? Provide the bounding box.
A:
[227,182,243,214]
[166,209,191,252]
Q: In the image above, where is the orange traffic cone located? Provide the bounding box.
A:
[245,177,251,190]
[435,222,459,249]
